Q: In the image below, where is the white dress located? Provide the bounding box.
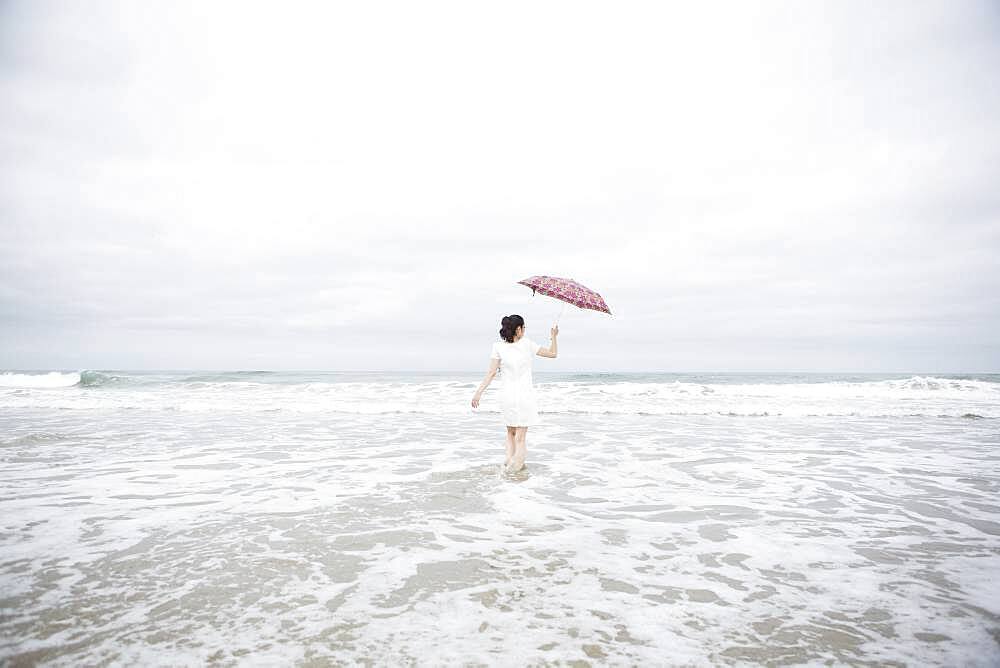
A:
[490,336,543,427]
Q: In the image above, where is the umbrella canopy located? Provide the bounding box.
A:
[517,275,612,316]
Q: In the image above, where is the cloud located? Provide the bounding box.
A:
[1,0,999,371]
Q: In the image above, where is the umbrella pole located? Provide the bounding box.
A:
[555,301,567,326]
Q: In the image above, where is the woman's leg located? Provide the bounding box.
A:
[510,426,528,471]
[504,426,516,466]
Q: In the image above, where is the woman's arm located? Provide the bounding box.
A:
[471,359,500,407]
[537,325,559,357]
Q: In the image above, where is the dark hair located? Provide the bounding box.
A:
[499,314,525,343]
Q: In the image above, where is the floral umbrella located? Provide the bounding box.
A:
[517,275,612,324]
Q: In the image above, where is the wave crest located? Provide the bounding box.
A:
[79,371,120,387]
[0,371,81,388]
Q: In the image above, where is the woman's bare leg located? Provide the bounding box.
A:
[504,426,516,467]
[510,427,528,471]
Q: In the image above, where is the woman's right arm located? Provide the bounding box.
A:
[471,358,500,407]
[537,325,559,358]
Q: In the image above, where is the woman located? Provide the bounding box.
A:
[471,314,558,472]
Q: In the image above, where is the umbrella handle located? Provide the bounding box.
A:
[555,301,567,326]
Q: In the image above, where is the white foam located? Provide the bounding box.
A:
[1,407,998,664]
[0,371,80,388]
[0,374,996,417]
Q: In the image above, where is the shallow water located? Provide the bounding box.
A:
[1,373,999,665]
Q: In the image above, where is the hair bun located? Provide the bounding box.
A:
[498,314,524,344]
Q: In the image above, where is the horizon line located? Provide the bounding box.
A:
[3,368,999,375]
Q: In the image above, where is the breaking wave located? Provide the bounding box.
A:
[0,372,996,418]
[0,371,81,388]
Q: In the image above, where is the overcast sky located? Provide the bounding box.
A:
[2,1,998,373]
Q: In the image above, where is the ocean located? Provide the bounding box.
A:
[1,370,998,665]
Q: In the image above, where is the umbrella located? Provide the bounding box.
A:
[518,275,612,324]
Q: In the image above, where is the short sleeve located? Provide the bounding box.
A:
[490,342,500,360]
[529,338,542,355]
